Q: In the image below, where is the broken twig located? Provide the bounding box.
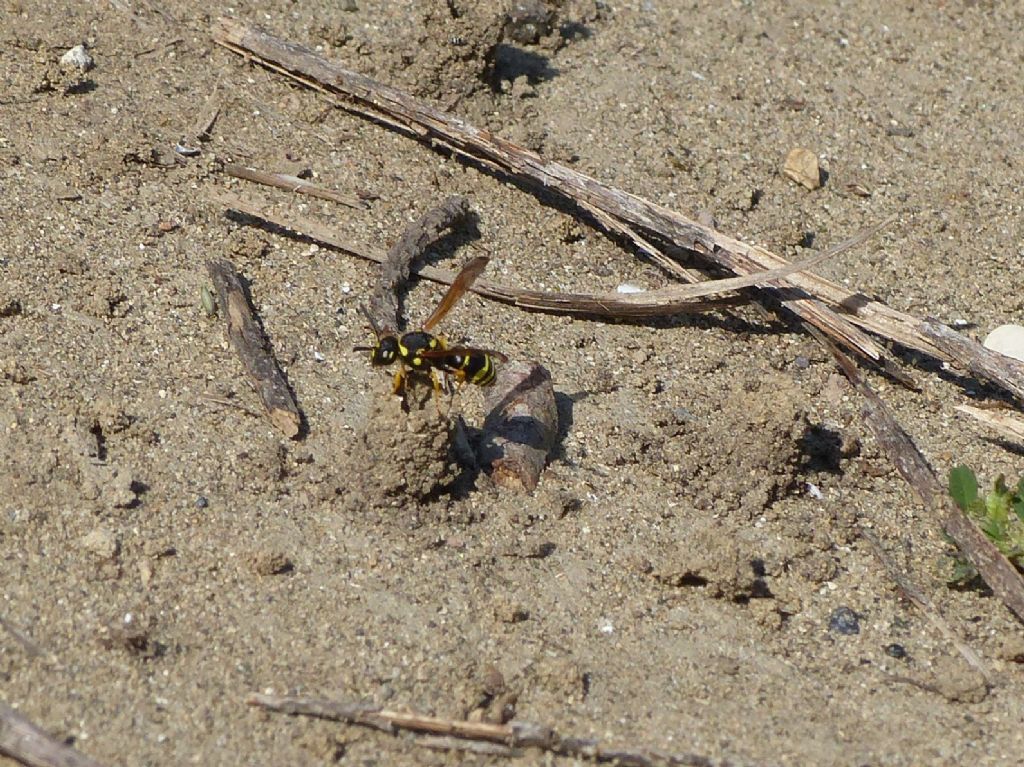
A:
[919,319,1024,402]
[0,701,109,767]
[207,258,302,438]
[211,18,1024,404]
[214,192,870,320]
[248,692,752,767]
[955,404,1024,444]
[860,529,991,683]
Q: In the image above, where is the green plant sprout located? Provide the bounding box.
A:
[947,465,1024,583]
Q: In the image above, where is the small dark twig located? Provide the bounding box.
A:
[860,529,991,683]
[207,258,303,439]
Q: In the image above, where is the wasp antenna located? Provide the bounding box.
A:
[357,304,382,337]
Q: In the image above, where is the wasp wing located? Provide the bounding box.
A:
[422,256,489,332]
[418,345,508,363]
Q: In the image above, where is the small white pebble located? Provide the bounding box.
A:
[340,282,351,294]
[983,324,1024,363]
[313,350,326,363]
[806,482,824,500]
[616,283,645,294]
[60,44,94,73]
[599,621,614,634]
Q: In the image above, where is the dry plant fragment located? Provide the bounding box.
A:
[479,361,558,492]
[0,701,109,767]
[224,162,365,209]
[955,404,1024,444]
[216,192,881,321]
[207,258,302,438]
[248,692,752,767]
[783,148,822,190]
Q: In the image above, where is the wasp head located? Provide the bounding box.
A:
[369,335,399,366]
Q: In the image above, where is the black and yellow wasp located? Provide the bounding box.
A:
[355,256,507,395]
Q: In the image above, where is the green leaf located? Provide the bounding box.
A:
[981,516,1004,541]
[986,485,1011,525]
[1013,495,1024,524]
[948,466,978,510]
[949,559,978,585]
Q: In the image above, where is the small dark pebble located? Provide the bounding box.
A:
[793,355,811,370]
[828,606,861,635]
[885,643,908,659]
[194,496,209,509]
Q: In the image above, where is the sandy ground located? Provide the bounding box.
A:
[3,1,1024,765]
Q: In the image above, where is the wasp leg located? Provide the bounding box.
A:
[392,368,407,395]
[439,369,457,395]
[429,369,446,415]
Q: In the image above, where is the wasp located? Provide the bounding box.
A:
[355,256,507,396]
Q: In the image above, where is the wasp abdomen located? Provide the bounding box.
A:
[440,351,498,385]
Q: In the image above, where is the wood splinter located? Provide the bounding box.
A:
[207,258,302,439]
[479,361,558,492]
[224,162,367,210]
[0,700,109,767]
